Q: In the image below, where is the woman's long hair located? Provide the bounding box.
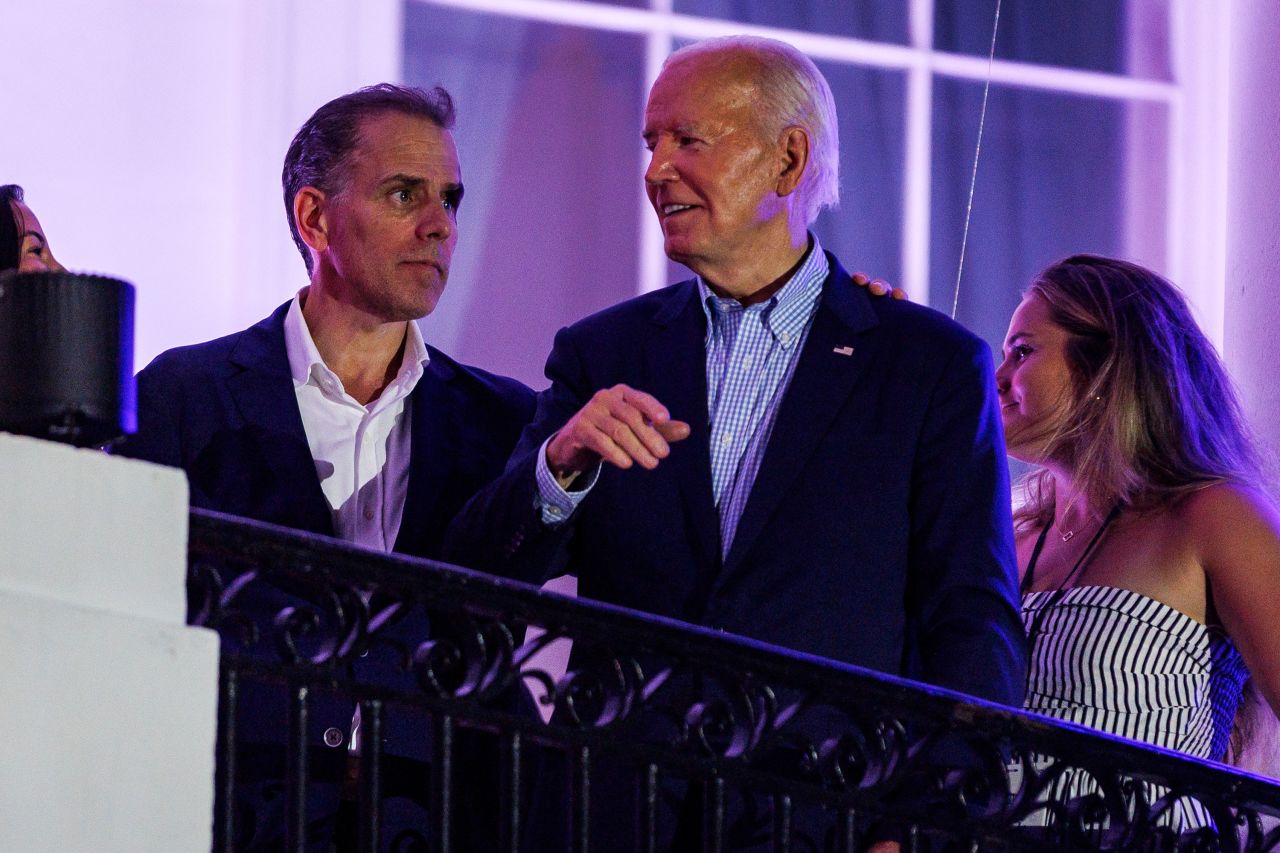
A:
[1013,254,1262,532]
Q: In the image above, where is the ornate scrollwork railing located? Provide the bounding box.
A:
[187,508,1280,852]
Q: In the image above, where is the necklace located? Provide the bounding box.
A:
[1023,504,1121,595]
[1055,507,1096,543]
[1022,505,1122,700]
[1054,502,1105,540]
[1021,504,1123,668]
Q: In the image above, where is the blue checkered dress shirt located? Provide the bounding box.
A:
[698,238,828,556]
[535,237,829,560]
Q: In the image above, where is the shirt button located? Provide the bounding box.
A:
[720,434,733,446]
[323,727,345,748]
[547,506,563,519]
[780,332,791,345]
[363,508,374,521]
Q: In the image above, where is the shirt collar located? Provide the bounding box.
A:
[283,289,430,399]
[696,234,829,350]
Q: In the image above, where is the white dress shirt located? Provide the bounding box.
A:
[282,292,428,552]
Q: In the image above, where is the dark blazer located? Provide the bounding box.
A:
[121,300,536,852]
[445,255,1027,848]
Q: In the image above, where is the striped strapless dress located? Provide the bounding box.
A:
[1015,585,1249,830]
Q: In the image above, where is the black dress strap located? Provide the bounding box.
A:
[1022,504,1123,664]
[1020,522,1053,594]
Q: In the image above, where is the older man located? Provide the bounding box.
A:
[446,36,1026,847]
[123,84,534,851]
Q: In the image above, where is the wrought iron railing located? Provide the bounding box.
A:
[187,508,1280,852]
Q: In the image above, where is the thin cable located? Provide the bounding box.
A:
[951,0,1002,320]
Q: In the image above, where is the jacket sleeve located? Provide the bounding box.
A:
[115,355,185,470]
[442,324,596,584]
[905,334,1028,707]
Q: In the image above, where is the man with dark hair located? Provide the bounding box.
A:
[122,83,534,851]
[446,36,1025,848]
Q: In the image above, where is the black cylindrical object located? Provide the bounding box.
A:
[0,270,136,447]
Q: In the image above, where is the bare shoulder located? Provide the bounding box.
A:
[1178,481,1279,531]
[1176,481,1280,568]
[1177,483,1280,719]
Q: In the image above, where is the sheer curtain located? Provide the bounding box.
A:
[932,0,1168,355]
[403,5,646,387]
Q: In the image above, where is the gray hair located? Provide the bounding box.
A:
[666,36,840,225]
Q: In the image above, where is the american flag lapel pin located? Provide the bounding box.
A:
[833,345,855,356]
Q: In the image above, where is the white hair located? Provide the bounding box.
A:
[666,35,840,226]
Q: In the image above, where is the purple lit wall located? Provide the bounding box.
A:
[1226,0,1280,467]
[4,0,403,372]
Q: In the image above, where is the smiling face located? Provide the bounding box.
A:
[642,52,793,285]
[10,200,64,273]
[996,293,1079,463]
[310,111,462,322]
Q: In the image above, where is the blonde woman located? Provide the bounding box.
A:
[997,254,1280,828]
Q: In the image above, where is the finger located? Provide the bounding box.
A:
[579,421,637,470]
[868,280,889,296]
[851,271,870,286]
[547,418,618,473]
[613,385,673,424]
[892,286,908,300]
[655,419,691,442]
[597,417,662,469]
[606,399,674,460]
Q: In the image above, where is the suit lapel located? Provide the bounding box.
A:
[393,356,458,557]
[720,259,880,577]
[226,303,335,537]
[642,283,720,568]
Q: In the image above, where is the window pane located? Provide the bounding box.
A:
[934,0,1172,80]
[665,59,907,286]
[673,0,908,43]
[929,79,1168,357]
[810,60,906,286]
[403,4,647,388]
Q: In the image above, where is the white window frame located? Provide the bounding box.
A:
[406,0,1229,345]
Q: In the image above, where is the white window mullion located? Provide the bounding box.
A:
[639,0,674,294]
[902,0,935,305]
[1168,0,1230,351]
[410,0,1186,316]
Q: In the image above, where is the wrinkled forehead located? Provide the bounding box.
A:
[653,49,761,106]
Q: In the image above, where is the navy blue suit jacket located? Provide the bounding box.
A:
[448,255,1025,700]
[124,301,534,560]
[122,300,536,851]
[445,255,1026,847]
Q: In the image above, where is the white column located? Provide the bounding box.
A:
[0,434,219,853]
[1225,0,1280,459]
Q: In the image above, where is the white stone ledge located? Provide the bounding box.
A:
[0,432,189,625]
[0,589,219,852]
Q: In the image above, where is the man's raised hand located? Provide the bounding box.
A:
[546,384,691,481]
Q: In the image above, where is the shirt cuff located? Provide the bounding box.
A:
[533,434,599,526]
